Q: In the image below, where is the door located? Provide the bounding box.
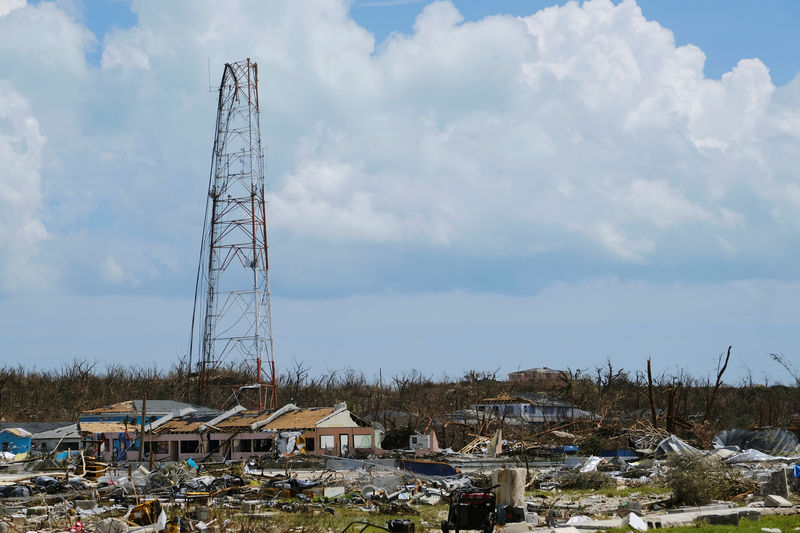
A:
[339,434,349,456]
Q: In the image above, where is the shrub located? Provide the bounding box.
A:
[559,471,616,490]
[664,454,757,506]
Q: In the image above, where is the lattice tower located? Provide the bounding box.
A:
[190,58,276,409]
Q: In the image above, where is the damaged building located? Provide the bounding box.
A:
[145,402,382,461]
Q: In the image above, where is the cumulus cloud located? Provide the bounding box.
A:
[0,0,798,295]
[0,0,24,17]
[0,82,49,291]
[258,0,799,264]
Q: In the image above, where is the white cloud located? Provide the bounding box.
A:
[0,82,49,291]
[0,0,798,293]
[0,0,24,17]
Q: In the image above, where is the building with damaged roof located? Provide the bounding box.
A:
[79,400,223,463]
[447,393,596,430]
[473,393,595,422]
[30,423,81,453]
[1,422,75,455]
[0,427,32,455]
[145,402,381,462]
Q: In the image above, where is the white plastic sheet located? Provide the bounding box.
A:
[579,455,602,473]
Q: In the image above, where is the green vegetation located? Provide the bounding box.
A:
[559,471,617,490]
[206,501,449,533]
[526,485,671,499]
[664,455,757,506]
[604,513,800,533]
[1,355,798,453]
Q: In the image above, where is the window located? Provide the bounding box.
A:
[254,439,273,452]
[237,439,252,452]
[354,435,372,449]
[320,435,334,450]
[152,442,168,455]
[180,440,199,454]
[305,436,315,452]
[208,439,220,453]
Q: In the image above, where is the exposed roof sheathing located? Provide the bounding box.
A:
[477,394,533,405]
[214,410,276,432]
[82,400,220,417]
[83,401,136,414]
[152,415,218,435]
[79,422,130,434]
[262,407,336,430]
[1,428,32,438]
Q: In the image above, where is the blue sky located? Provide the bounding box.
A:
[76,1,800,86]
[1,0,799,385]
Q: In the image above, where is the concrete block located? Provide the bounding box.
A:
[765,494,793,508]
[525,512,540,525]
[323,486,345,498]
[739,509,762,521]
[624,512,648,531]
[492,468,526,508]
[761,470,790,498]
[703,514,740,526]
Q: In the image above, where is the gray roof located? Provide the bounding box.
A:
[31,423,81,440]
[0,422,72,435]
[131,400,221,417]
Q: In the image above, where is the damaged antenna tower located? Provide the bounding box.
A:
[190,58,277,409]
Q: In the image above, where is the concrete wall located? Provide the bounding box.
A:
[144,426,379,462]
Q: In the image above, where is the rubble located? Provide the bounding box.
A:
[1,412,800,532]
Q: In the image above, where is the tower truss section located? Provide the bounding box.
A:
[190,58,276,409]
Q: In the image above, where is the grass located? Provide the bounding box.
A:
[604,513,800,533]
[526,485,671,498]
[204,500,450,532]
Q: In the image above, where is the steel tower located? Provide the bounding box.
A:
[190,58,276,409]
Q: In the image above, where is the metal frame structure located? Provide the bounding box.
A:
[190,58,276,409]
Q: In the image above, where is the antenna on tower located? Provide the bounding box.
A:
[189,58,277,409]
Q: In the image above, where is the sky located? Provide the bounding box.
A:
[1,0,799,385]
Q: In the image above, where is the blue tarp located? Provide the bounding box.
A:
[395,458,459,476]
[56,450,80,461]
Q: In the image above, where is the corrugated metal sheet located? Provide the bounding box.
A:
[713,428,800,455]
